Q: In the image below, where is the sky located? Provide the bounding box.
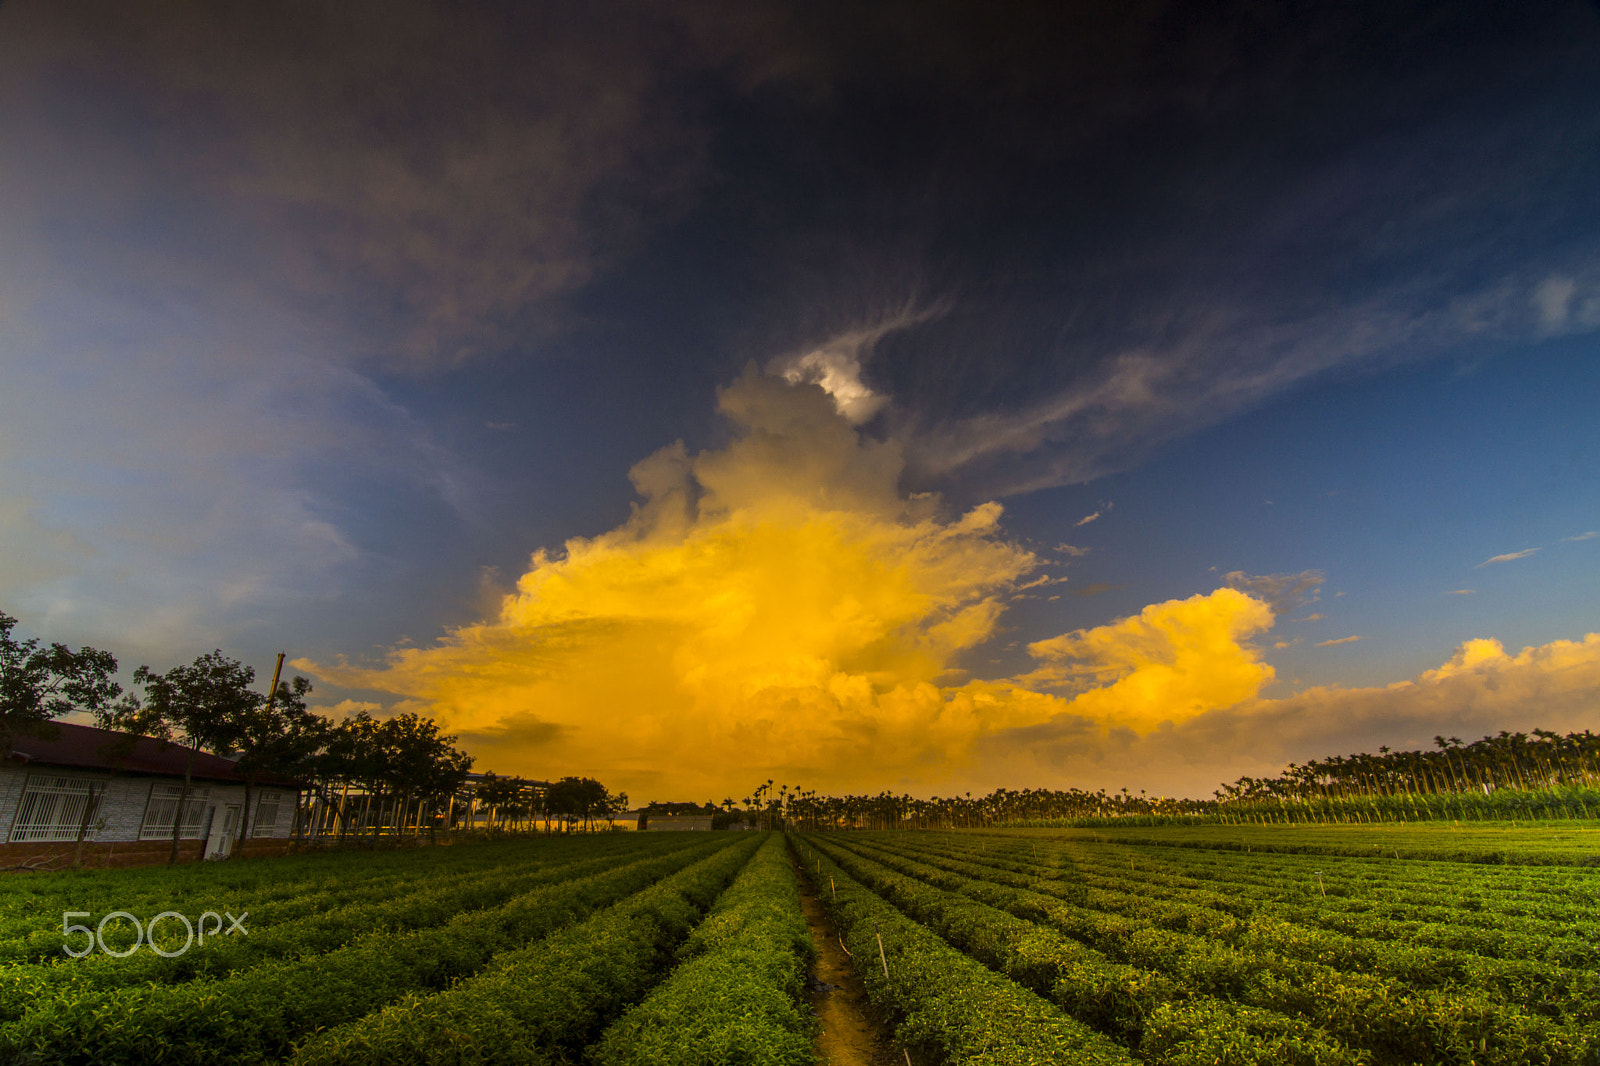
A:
[2,1,1598,802]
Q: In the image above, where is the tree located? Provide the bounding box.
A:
[474,772,519,834]
[329,711,393,841]
[316,711,381,841]
[412,745,473,842]
[0,610,122,740]
[312,710,473,844]
[545,776,610,832]
[99,651,260,864]
[230,673,326,855]
[380,712,472,840]
[607,791,630,830]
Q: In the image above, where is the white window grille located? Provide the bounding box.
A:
[8,775,104,843]
[252,793,282,837]
[139,784,211,840]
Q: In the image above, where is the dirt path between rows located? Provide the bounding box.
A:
[796,866,899,1066]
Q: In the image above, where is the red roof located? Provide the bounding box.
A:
[7,722,305,788]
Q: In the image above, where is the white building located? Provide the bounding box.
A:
[1,722,303,869]
[643,814,715,831]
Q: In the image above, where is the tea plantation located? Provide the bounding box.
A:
[2,824,1598,1064]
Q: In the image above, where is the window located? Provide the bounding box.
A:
[9,775,104,843]
[252,793,282,837]
[139,785,211,840]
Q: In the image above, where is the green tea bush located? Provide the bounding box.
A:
[587,834,814,1066]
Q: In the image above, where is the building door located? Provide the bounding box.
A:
[205,805,241,859]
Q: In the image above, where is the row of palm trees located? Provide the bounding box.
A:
[728,783,1212,831]
[1218,730,1600,802]
[729,730,1600,831]
[1209,729,1600,824]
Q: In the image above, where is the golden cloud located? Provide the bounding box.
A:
[974,632,1600,798]
[302,369,1600,802]
[306,370,1050,796]
[1013,588,1275,732]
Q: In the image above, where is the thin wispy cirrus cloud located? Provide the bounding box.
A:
[1316,635,1363,648]
[1224,570,1324,616]
[902,266,1600,501]
[880,34,1600,502]
[1477,548,1540,568]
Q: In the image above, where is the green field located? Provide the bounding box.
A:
[795,826,1600,1065]
[996,820,1600,864]
[2,823,1599,1064]
[0,833,813,1065]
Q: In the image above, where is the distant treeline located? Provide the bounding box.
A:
[759,729,1600,829]
[1206,729,1600,825]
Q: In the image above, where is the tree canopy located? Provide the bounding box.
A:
[0,609,122,739]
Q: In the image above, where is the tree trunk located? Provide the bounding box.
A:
[336,781,350,844]
[169,748,197,865]
[231,777,254,859]
[73,782,102,868]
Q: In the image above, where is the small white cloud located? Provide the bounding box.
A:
[1563,531,1597,542]
[311,698,384,720]
[1534,275,1577,333]
[1315,635,1362,648]
[1446,589,1475,595]
[1477,548,1539,568]
[767,304,942,425]
[1299,613,1325,622]
[1075,511,1101,527]
[1054,543,1091,557]
[775,347,887,424]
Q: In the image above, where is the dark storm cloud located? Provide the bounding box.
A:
[12,0,1596,389]
[2,2,729,369]
[671,2,1600,497]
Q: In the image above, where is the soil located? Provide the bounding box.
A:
[796,864,900,1066]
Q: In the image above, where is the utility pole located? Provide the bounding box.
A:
[264,653,285,714]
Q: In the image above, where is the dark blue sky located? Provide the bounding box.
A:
[2,1,1597,795]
